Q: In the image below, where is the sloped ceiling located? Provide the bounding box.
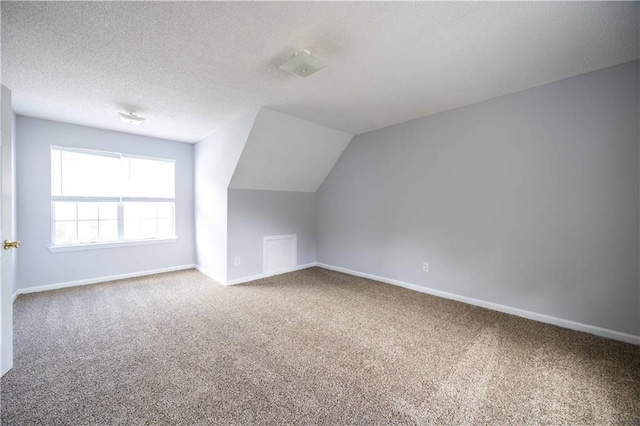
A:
[2,2,638,142]
[230,109,352,192]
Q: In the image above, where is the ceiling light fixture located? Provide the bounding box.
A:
[118,112,146,125]
[279,49,326,78]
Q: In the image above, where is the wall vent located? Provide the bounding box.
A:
[263,234,297,275]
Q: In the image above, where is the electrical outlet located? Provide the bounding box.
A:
[235,257,240,266]
[423,262,429,272]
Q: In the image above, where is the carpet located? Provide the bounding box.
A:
[2,267,639,425]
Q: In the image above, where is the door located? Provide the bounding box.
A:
[1,85,17,376]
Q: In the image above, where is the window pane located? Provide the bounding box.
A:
[51,149,62,196]
[123,202,142,240]
[140,203,157,219]
[77,202,98,220]
[157,202,173,219]
[98,220,118,242]
[140,219,157,239]
[125,202,156,220]
[124,218,141,240]
[157,219,172,238]
[123,202,174,240]
[56,150,121,197]
[99,203,117,220]
[55,221,77,244]
[54,202,77,221]
[78,221,99,243]
[124,157,175,198]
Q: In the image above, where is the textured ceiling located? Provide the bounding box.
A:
[230,108,352,192]
[1,2,638,143]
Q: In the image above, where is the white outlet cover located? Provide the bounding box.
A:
[423,262,429,272]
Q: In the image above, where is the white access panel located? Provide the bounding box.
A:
[263,234,297,275]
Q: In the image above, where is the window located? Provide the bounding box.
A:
[51,146,176,248]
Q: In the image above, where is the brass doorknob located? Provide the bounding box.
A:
[3,240,20,250]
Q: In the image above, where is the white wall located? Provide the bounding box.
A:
[194,114,255,283]
[15,116,195,290]
[317,61,640,336]
[227,189,316,281]
[230,109,352,192]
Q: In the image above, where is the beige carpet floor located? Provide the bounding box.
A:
[1,267,639,425]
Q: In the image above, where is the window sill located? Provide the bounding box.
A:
[48,237,178,253]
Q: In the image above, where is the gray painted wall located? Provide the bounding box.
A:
[317,61,640,336]
[227,189,316,280]
[194,114,255,283]
[16,116,195,289]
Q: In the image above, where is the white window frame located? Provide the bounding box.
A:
[49,145,177,252]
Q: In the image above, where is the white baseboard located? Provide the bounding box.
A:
[194,264,226,286]
[15,264,195,296]
[316,263,640,346]
[226,262,318,286]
